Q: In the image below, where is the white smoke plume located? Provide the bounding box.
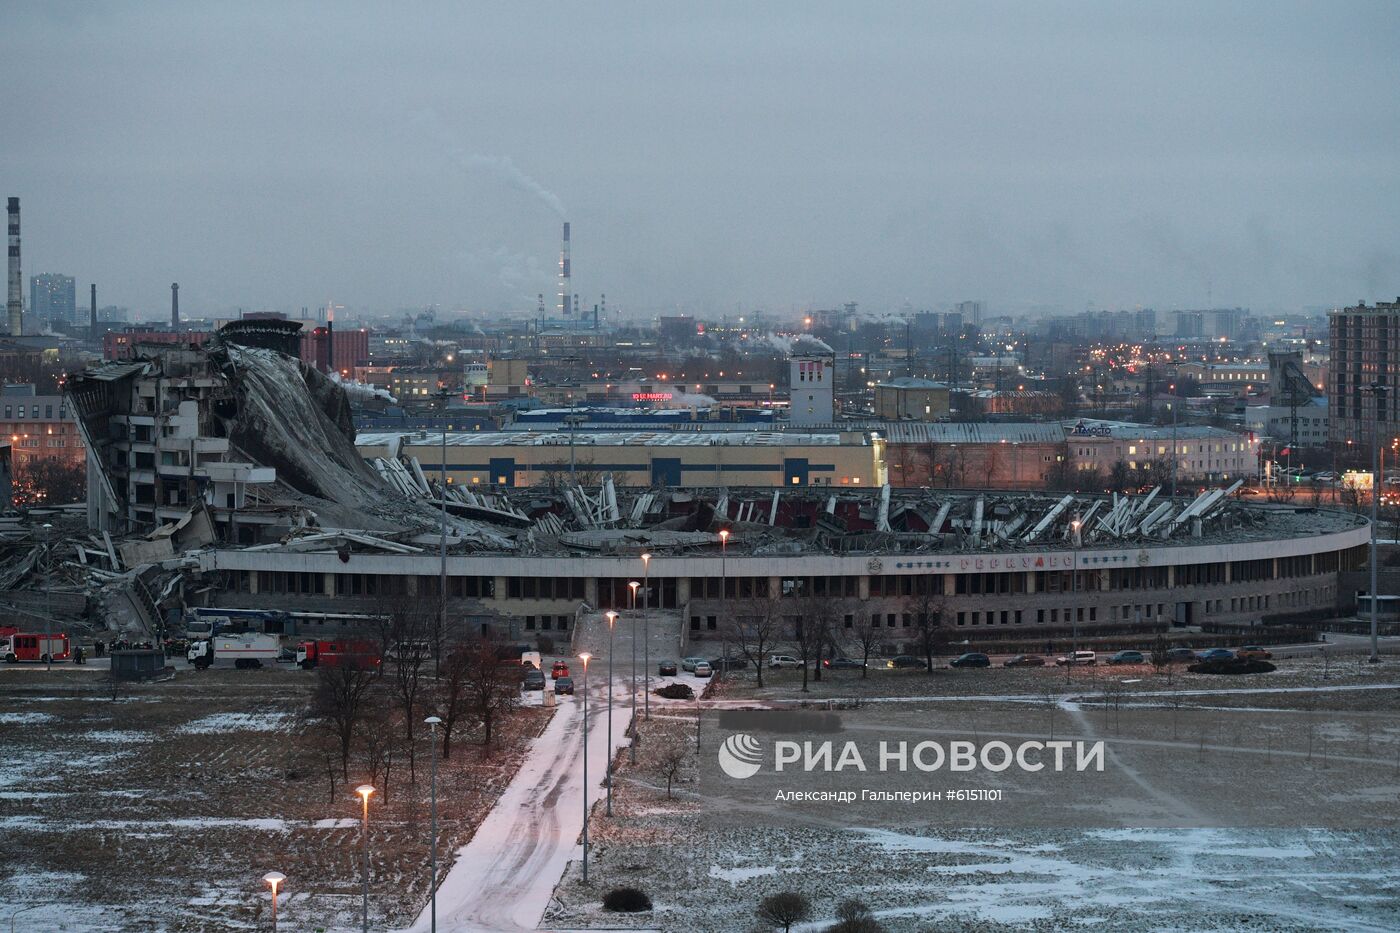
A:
[411,109,567,218]
[330,370,397,404]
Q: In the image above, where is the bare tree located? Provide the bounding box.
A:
[388,604,432,783]
[727,597,782,688]
[757,892,812,932]
[462,638,520,751]
[359,686,399,803]
[791,600,835,692]
[652,738,687,799]
[909,592,948,673]
[847,609,884,679]
[432,640,474,759]
[306,664,379,780]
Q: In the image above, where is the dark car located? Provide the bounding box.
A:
[887,655,924,669]
[950,652,991,668]
[1167,647,1197,663]
[1197,648,1235,662]
[554,676,575,695]
[710,657,749,672]
[1107,650,1146,665]
[824,657,865,670]
[658,660,678,676]
[523,670,546,691]
[1003,654,1046,667]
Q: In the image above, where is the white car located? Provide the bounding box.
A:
[768,655,802,669]
[1054,650,1097,667]
[681,656,708,672]
[693,661,714,678]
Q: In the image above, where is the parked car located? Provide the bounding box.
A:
[1107,650,1146,665]
[681,656,708,672]
[1312,471,1339,483]
[1197,648,1236,661]
[711,657,749,672]
[554,676,575,695]
[950,652,991,668]
[824,657,865,670]
[551,660,569,680]
[658,660,678,676]
[768,655,802,669]
[523,670,546,691]
[693,661,714,678]
[1003,654,1046,667]
[1054,650,1097,666]
[887,655,924,669]
[1236,645,1273,660]
[1167,647,1197,663]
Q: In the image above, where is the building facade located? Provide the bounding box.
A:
[30,274,75,326]
[1329,299,1400,447]
[873,377,951,421]
[0,385,84,469]
[1066,420,1255,482]
[357,429,887,489]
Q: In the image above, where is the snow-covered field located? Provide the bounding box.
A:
[0,666,545,932]
[544,660,1400,932]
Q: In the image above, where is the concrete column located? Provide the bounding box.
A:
[676,575,691,605]
[584,576,598,607]
[1025,571,1036,594]
[323,572,335,596]
[248,570,259,594]
[858,575,870,599]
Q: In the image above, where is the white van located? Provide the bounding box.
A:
[520,651,542,671]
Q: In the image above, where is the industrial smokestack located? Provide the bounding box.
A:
[326,304,335,375]
[90,283,97,334]
[7,197,21,337]
[171,282,180,329]
[558,221,571,317]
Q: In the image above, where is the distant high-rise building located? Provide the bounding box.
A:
[955,300,985,326]
[30,273,75,325]
[1329,299,1400,447]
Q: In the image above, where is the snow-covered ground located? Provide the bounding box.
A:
[402,672,634,932]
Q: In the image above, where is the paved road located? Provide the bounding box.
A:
[402,668,633,933]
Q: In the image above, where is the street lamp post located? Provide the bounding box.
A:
[604,610,617,816]
[1068,518,1081,683]
[1369,384,1386,662]
[579,652,591,883]
[641,553,652,721]
[718,528,730,681]
[1168,385,1178,501]
[628,581,640,764]
[262,872,285,933]
[39,523,51,669]
[355,784,374,933]
[424,715,442,932]
[437,389,452,678]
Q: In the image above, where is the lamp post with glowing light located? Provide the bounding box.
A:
[1068,518,1082,683]
[604,610,617,816]
[424,715,442,932]
[627,581,640,764]
[579,652,592,882]
[641,553,652,721]
[355,784,374,933]
[718,528,730,680]
[262,871,285,933]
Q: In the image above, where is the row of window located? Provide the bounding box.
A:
[231,553,1358,602]
[1,404,64,420]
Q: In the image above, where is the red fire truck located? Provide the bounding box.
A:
[296,639,381,671]
[1,628,72,663]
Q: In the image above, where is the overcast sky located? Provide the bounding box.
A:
[4,1,1398,320]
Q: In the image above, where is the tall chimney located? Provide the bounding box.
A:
[170,282,179,329]
[326,304,335,375]
[90,283,97,333]
[7,197,21,337]
[558,221,571,317]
